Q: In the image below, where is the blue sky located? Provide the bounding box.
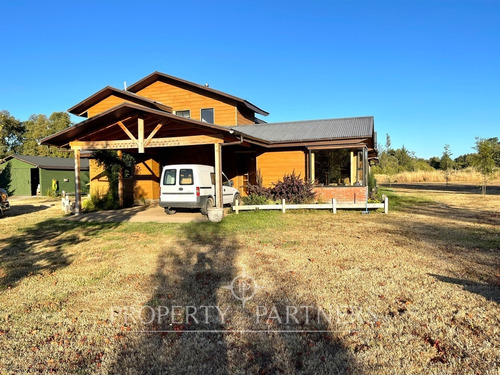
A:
[0,0,498,158]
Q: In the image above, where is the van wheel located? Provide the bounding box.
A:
[232,193,241,208]
[164,208,176,215]
[201,197,214,215]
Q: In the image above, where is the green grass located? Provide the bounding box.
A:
[379,187,434,210]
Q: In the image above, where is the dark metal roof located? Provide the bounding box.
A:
[68,86,173,116]
[2,155,89,170]
[126,71,269,116]
[231,116,374,143]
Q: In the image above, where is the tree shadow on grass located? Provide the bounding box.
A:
[2,204,51,218]
[429,274,500,305]
[0,218,121,289]
[108,222,359,374]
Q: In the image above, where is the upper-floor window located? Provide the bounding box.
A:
[175,110,191,119]
[201,108,214,124]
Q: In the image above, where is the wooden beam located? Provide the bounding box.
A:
[74,149,81,215]
[144,123,163,147]
[117,121,138,144]
[69,135,224,150]
[138,118,144,153]
[214,143,223,209]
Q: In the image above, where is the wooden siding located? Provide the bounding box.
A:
[134,157,160,200]
[90,157,160,201]
[135,81,238,126]
[256,150,306,187]
[236,107,256,125]
[87,95,134,117]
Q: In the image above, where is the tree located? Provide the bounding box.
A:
[471,138,497,195]
[22,112,72,157]
[440,144,454,186]
[0,110,25,158]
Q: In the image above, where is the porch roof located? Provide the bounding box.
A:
[41,103,239,148]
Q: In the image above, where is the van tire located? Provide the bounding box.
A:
[201,197,214,215]
[164,208,176,215]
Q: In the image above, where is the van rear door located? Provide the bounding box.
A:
[160,167,197,204]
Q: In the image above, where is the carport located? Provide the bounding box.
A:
[41,103,251,214]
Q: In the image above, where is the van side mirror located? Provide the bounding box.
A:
[229,180,234,187]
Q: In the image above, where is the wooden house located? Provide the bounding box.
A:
[41,72,377,212]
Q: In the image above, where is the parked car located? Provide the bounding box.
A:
[0,188,10,215]
[159,164,240,215]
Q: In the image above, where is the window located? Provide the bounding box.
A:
[163,169,176,185]
[179,169,194,185]
[175,110,191,119]
[201,108,214,124]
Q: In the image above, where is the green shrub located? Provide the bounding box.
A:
[242,194,271,205]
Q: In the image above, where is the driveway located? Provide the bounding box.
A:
[67,203,208,223]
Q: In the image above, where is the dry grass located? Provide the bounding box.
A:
[0,191,499,374]
[375,168,500,184]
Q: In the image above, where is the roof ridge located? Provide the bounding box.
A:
[233,116,373,128]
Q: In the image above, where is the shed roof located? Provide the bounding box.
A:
[2,155,89,170]
[231,116,374,143]
[127,71,269,117]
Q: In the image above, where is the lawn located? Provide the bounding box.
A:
[0,188,499,374]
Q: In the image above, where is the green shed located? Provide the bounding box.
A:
[0,155,89,196]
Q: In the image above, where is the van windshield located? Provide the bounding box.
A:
[163,169,176,185]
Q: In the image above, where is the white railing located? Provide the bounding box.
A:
[233,196,388,214]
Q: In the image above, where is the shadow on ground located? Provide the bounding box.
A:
[108,222,357,374]
[429,274,500,305]
[383,183,500,195]
[2,204,51,218]
[0,218,121,289]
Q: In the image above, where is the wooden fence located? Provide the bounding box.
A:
[233,196,388,214]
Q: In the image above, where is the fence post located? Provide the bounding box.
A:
[281,199,286,213]
[384,195,388,214]
[332,198,337,214]
[234,198,239,214]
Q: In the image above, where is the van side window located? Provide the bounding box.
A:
[163,169,176,185]
[179,169,194,185]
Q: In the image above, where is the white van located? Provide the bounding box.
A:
[159,164,241,215]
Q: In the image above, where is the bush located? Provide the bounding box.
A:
[82,193,120,212]
[271,172,315,204]
[242,194,271,205]
[244,172,316,205]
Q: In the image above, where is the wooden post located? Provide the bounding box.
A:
[117,150,124,207]
[138,118,144,153]
[332,198,337,214]
[350,151,356,186]
[74,148,81,215]
[234,198,239,214]
[281,199,286,213]
[214,143,223,208]
[384,195,389,214]
[310,152,315,183]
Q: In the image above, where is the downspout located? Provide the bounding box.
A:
[220,135,244,147]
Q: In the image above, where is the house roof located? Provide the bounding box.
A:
[126,71,269,117]
[68,86,173,116]
[3,155,89,170]
[231,116,374,143]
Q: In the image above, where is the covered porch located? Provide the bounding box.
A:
[41,103,252,214]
